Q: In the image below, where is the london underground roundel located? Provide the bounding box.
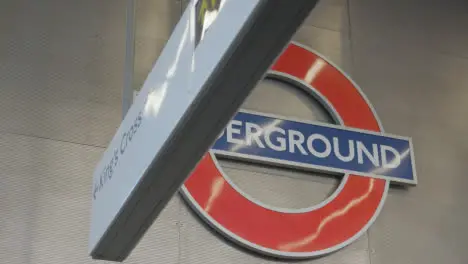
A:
[181,42,417,259]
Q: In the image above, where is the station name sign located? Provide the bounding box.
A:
[92,109,144,200]
[213,110,416,184]
[88,1,319,262]
[180,43,417,260]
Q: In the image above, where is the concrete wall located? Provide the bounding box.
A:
[1,1,468,264]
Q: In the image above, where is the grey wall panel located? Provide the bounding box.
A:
[0,94,121,147]
[352,45,468,264]
[0,133,103,263]
[350,0,468,59]
[293,25,352,74]
[0,132,181,264]
[349,2,468,264]
[303,0,348,32]
[293,8,352,75]
[135,0,180,39]
[0,0,127,147]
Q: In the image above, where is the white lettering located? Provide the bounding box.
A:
[245,122,265,148]
[307,134,332,158]
[357,141,380,166]
[227,120,244,145]
[288,130,308,155]
[333,137,354,162]
[381,145,401,168]
[265,127,286,151]
[218,119,403,172]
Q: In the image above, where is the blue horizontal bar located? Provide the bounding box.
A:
[211,110,416,185]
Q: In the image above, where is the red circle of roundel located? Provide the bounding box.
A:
[181,42,389,258]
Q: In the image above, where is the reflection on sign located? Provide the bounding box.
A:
[195,0,223,47]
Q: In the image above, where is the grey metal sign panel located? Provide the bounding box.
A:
[88,0,318,261]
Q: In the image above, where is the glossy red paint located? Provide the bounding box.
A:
[182,43,388,258]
